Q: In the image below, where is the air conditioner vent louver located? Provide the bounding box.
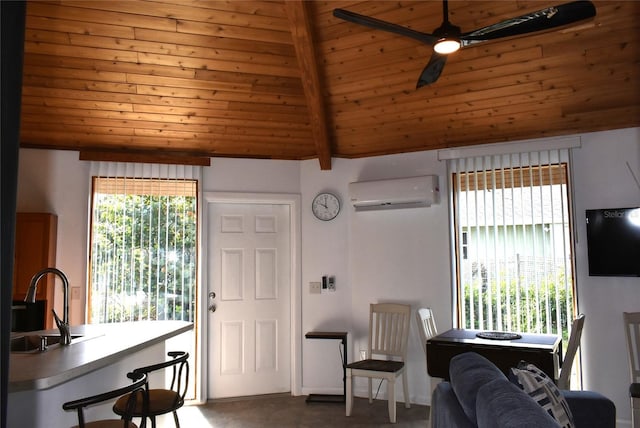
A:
[348,175,439,211]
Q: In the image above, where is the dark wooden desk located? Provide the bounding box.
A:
[305,331,347,403]
[426,328,562,381]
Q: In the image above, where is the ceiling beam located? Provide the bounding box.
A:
[285,0,332,170]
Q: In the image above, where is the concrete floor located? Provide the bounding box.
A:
[157,394,430,427]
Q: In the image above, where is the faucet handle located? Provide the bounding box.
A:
[52,309,71,345]
[52,308,63,326]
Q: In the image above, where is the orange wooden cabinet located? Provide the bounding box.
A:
[12,212,58,329]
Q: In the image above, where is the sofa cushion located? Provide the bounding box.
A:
[476,378,561,428]
[449,352,507,422]
[510,361,574,428]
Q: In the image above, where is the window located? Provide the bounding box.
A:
[448,149,576,343]
[461,231,468,260]
[88,166,198,324]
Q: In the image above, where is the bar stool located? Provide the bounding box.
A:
[113,351,189,428]
[63,372,147,428]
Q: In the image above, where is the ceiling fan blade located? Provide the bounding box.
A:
[461,1,596,45]
[417,53,448,88]
[333,9,437,45]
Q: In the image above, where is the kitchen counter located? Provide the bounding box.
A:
[9,320,192,392]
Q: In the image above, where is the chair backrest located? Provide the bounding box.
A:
[415,308,437,348]
[134,351,190,401]
[624,312,640,384]
[415,308,438,370]
[368,303,411,361]
[63,372,147,428]
[557,313,585,389]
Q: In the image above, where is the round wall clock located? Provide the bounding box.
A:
[312,192,340,221]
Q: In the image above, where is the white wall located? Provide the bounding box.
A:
[16,150,90,326]
[15,127,640,425]
[298,155,448,403]
[571,128,640,426]
[299,158,354,394]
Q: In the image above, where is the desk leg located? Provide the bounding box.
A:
[343,336,347,399]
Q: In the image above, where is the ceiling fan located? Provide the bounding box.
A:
[333,1,596,88]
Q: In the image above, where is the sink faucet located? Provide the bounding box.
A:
[24,267,71,345]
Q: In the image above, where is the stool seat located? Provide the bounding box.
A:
[346,359,404,373]
[75,421,138,428]
[114,389,184,417]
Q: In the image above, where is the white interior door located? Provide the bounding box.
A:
[207,202,291,398]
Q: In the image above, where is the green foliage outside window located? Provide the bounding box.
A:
[90,191,197,324]
[461,265,573,345]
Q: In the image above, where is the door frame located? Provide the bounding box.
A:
[196,192,302,402]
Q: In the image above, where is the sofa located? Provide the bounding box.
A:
[431,352,615,428]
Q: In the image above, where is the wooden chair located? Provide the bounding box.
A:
[557,313,585,390]
[113,351,189,428]
[416,308,438,358]
[63,372,147,428]
[346,303,411,423]
[415,308,438,423]
[624,312,640,428]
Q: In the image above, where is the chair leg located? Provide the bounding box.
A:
[346,368,353,417]
[368,378,373,404]
[173,410,180,428]
[387,376,396,423]
[402,370,410,409]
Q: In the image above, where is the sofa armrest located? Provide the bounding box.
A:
[431,382,475,428]
[562,390,616,428]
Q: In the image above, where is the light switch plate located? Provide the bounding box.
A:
[309,282,321,294]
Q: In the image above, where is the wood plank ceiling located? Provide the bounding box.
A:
[19,1,640,169]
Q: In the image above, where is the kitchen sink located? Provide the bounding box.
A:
[10,333,86,353]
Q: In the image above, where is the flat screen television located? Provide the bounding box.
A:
[585,207,640,277]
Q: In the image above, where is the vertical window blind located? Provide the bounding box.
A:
[89,162,200,324]
[448,149,576,339]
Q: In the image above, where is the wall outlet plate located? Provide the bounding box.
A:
[309,281,321,294]
[327,277,335,291]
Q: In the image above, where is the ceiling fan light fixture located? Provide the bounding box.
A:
[434,37,460,54]
[432,20,461,54]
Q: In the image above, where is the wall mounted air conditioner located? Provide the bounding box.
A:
[348,175,439,211]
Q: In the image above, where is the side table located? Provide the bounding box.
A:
[305,331,347,403]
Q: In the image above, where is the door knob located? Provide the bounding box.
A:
[208,291,217,313]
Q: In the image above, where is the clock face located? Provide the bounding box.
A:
[312,193,340,221]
